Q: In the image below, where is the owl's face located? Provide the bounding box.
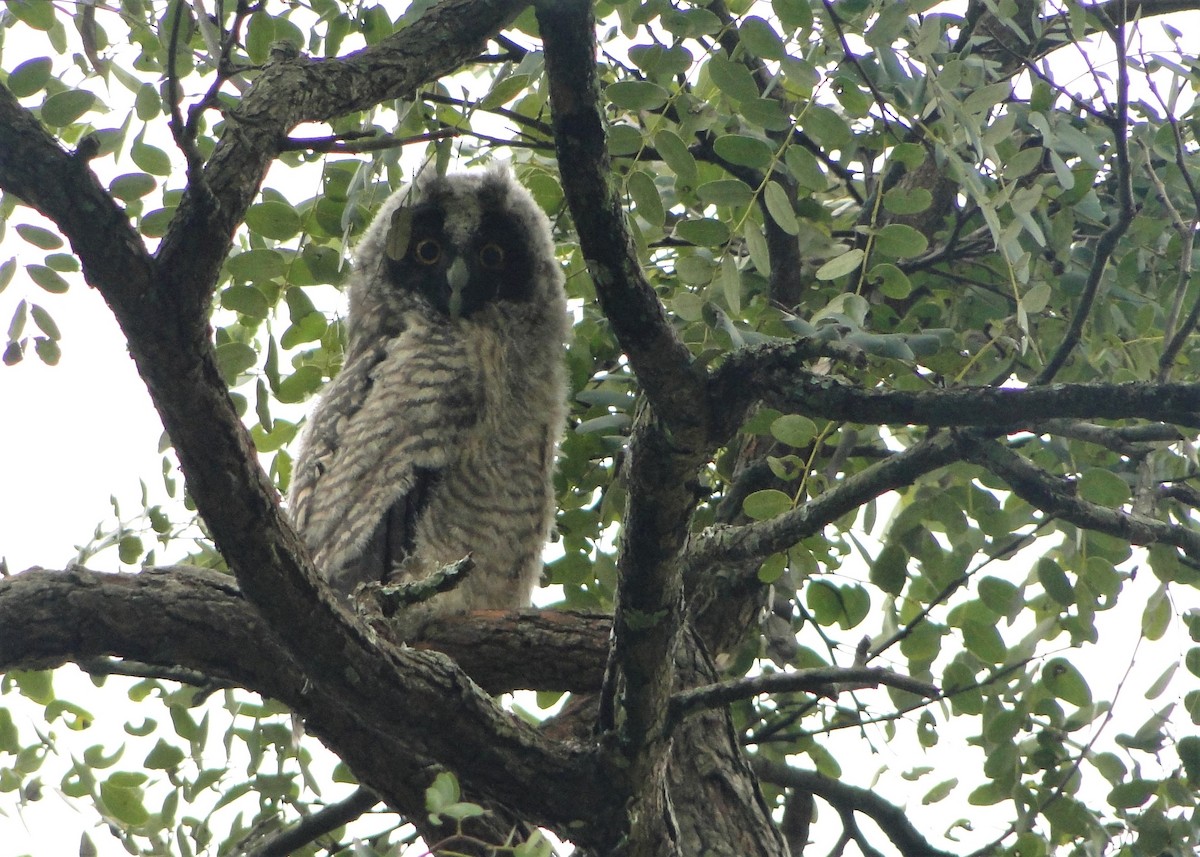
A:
[381,176,539,321]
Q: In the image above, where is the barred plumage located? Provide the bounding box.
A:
[288,168,569,620]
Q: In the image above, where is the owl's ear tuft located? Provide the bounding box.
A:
[385,207,414,262]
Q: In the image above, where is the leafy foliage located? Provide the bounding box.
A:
[4,0,1200,855]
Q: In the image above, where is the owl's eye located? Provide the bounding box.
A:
[414,238,442,265]
[479,242,506,270]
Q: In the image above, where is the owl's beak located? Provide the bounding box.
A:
[446,255,469,321]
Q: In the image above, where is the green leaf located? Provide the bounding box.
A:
[770,414,817,447]
[978,576,1020,615]
[118,535,144,564]
[40,90,97,127]
[1043,657,1092,707]
[739,16,785,59]
[101,777,150,825]
[6,57,53,97]
[1077,469,1130,506]
[706,55,759,103]
[12,670,54,704]
[962,620,1006,663]
[1037,557,1074,606]
[873,223,929,258]
[109,173,157,202]
[27,264,70,293]
[743,489,793,521]
[806,580,841,626]
[221,286,270,319]
[696,179,753,207]
[481,73,531,108]
[1186,647,1200,679]
[922,778,957,805]
[870,544,908,596]
[607,80,669,110]
[962,82,1012,116]
[245,202,302,241]
[801,104,851,150]
[9,0,57,30]
[675,218,729,246]
[1141,585,1172,641]
[215,342,257,384]
[15,224,62,250]
[763,181,799,234]
[773,0,812,32]
[815,249,864,281]
[626,170,664,227]
[882,187,932,215]
[785,146,826,191]
[34,337,60,364]
[134,84,160,121]
[131,134,172,176]
[1179,736,1200,786]
[575,414,632,435]
[0,258,16,293]
[713,134,774,169]
[144,740,185,770]
[1107,779,1155,809]
[655,130,697,184]
[227,249,285,282]
[868,263,911,299]
[276,365,324,403]
[29,304,59,340]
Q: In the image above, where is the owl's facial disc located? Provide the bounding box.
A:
[384,200,537,320]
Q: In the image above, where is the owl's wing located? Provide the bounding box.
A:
[289,328,480,594]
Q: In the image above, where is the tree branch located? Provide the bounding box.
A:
[155,0,532,323]
[246,787,381,857]
[0,0,624,838]
[711,344,1200,429]
[752,761,959,857]
[0,565,610,840]
[538,0,707,437]
[954,432,1200,558]
[686,433,963,573]
[670,667,939,723]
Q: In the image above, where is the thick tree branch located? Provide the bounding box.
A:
[711,344,1200,429]
[0,85,158,310]
[0,563,610,838]
[0,566,609,696]
[539,4,719,852]
[538,0,706,436]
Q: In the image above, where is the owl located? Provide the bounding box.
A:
[288,168,569,623]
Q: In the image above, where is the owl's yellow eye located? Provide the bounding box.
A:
[414,238,442,265]
[479,242,505,270]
